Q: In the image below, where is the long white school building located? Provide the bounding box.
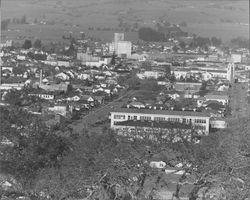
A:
[110,108,210,135]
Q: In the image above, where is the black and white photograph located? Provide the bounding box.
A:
[0,0,249,199]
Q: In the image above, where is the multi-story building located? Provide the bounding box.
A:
[114,33,124,53]
[110,33,131,57]
[110,108,210,135]
[117,41,132,58]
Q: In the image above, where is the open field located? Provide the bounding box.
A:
[1,0,249,43]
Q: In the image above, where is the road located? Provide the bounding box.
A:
[229,82,250,119]
[71,89,135,134]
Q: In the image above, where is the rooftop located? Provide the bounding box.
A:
[115,120,192,129]
[111,108,210,117]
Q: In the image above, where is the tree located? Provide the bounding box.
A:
[189,118,250,199]
[179,41,186,50]
[0,107,72,189]
[211,36,222,47]
[138,27,165,42]
[33,39,42,49]
[1,20,9,30]
[65,40,75,56]
[23,40,32,49]
[3,90,23,106]
[172,45,179,53]
[231,37,250,49]
[127,76,140,90]
[110,52,116,65]
[179,21,187,27]
[140,78,160,92]
[20,15,27,24]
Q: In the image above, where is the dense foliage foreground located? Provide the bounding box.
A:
[0,106,249,199]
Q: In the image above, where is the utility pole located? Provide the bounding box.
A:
[0,0,2,85]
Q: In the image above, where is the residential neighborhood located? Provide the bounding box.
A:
[1,26,250,199]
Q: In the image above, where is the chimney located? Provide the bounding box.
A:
[39,69,43,86]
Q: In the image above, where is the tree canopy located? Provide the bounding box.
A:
[138,27,165,42]
[22,40,32,49]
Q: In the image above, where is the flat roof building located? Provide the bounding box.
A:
[110,108,210,135]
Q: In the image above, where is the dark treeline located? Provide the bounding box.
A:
[1,19,11,30]
[138,27,223,48]
[138,27,165,42]
[1,16,27,31]
[231,37,250,49]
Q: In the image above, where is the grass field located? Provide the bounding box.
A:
[1,0,249,43]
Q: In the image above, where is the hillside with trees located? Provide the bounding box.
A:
[0,104,249,199]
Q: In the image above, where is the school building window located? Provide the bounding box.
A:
[114,115,126,119]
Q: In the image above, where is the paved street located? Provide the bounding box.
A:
[71,89,135,134]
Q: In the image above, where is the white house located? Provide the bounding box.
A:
[29,93,55,100]
[55,72,70,80]
[137,71,166,79]
[128,101,146,109]
[66,95,81,102]
[210,118,227,129]
[205,94,229,105]
[17,55,26,61]
[168,93,180,100]
[48,105,68,116]
[78,73,91,80]
[150,161,166,169]
[57,61,71,67]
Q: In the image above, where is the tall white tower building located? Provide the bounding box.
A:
[117,41,132,58]
[111,33,131,58]
[114,33,124,54]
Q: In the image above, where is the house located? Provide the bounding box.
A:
[127,101,146,109]
[57,60,71,67]
[17,55,26,61]
[40,82,69,92]
[55,72,70,81]
[47,105,68,116]
[66,95,81,102]
[81,95,95,106]
[204,94,229,105]
[167,92,180,100]
[81,86,93,93]
[93,95,105,104]
[201,72,213,81]
[78,73,91,80]
[43,60,58,66]
[0,83,25,91]
[137,71,166,79]
[28,93,55,100]
[174,82,202,92]
[129,53,149,61]
[197,97,206,107]
[150,161,166,169]
[210,118,227,129]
